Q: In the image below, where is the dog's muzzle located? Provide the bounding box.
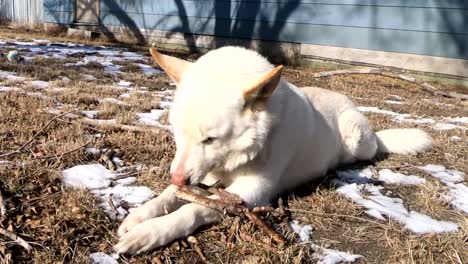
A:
[171,168,188,187]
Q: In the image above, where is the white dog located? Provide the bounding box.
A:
[114,46,432,254]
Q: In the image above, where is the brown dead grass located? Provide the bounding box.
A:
[0,27,467,263]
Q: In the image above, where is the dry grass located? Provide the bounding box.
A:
[0,27,467,263]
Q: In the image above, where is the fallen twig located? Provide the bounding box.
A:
[176,187,287,246]
[0,109,77,158]
[0,226,33,252]
[245,211,286,245]
[312,69,468,100]
[193,243,206,262]
[0,244,12,264]
[0,191,5,217]
[44,108,172,134]
[100,149,116,171]
[227,217,240,247]
[33,139,93,160]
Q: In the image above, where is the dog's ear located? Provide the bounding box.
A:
[242,65,283,110]
[149,48,191,84]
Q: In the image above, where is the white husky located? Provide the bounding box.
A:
[114,46,432,254]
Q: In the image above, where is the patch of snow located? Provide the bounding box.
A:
[393,115,435,124]
[337,183,459,233]
[98,185,154,205]
[30,80,49,89]
[0,86,22,92]
[418,165,467,214]
[47,87,66,93]
[311,245,363,264]
[82,110,99,119]
[94,119,117,125]
[89,252,118,264]
[450,136,462,142]
[433,123,463,131]
[384,100,405,105]
[80,74,97,81]
[289,220,313,242]
[104,65,122,75]
[378,169,426,185]
[418,165,464,184]
[357,106,410,118]
[119,92,131,98]
[444,117,468,124]
[6,75,26,82]
[335,168,374,185]
[137,63,161,76]
[62,164,114,189]
[136,109,167,126]
[85,148,101,155]
[61,76,71,84]
[99,98,128,106]
[116,177,137,186]
[159,101,172,109]
[118,80,132,87]
[388,95,403,100]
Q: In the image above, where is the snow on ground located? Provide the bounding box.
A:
[89,252,118,264]
[384,100,405,105]
[357,106,468,130]
[136,109,167,126]
[0,86,22,92]
[30,80,50,89]
[289,221,362,264]
[0,39,161,78]
[289,220,313,242]
[82,110,99,119]
[80,73,97,81]
[377,169,426,185]
[418,165,468,214]
[98,98,128,106]
[311,244,363,264]
[335,168,460,233]
[62,161,154,220]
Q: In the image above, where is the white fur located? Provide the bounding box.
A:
[114,47,432,255]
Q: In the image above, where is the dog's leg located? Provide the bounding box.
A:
[225,175,277,207]
[338,109,378,163]
[118,185,185,237]
[114,202,220,255]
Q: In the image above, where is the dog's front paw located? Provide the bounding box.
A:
[117,207,150,237]
[114,218,172,255]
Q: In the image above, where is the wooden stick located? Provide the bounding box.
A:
[176,187,287,245]
[0,226,33,252]
[0,109,77,158]
[312,69,468,100]
[176,187,244,215]
[245,211,286,245]
[44,108,172,134]
[227,217,240,247]
[32,139,93,160]
[0,191,6,217]
[193,243,207,262]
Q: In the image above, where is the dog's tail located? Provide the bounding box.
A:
[376,129,432,155]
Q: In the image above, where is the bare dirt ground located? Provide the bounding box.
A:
[0,27,467,264]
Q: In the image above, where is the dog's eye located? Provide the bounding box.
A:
[202,137,216,145]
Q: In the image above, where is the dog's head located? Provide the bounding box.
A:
[149,47,283,186]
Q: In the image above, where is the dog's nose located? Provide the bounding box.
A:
[171,171,188,187]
